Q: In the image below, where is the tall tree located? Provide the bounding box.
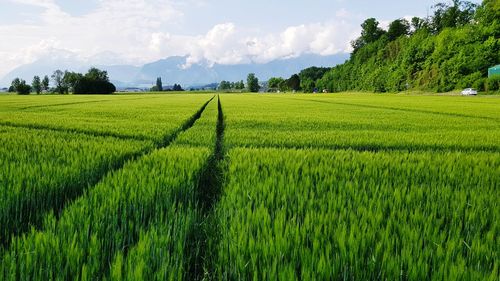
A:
[11,78,31,95]
[247,73,260,92]
[32,76,42,94]
[42,75,50,92]
[11,78,21,90]
[410,17,428,33]
[63,71,83,92]
[475,0,500,36]
[299,67,331,92]
[74,68,116,95]
[156,77,163,91]
[352,18,386,52]
[287,74,301,92]
[173,84,183,91]
[431,0,477,33]
[268,77,285,90]
[387,19,410,41]
[218,80,231,91]
[85,67,109,82]
[236,80,245,90]
[52,70,67,94]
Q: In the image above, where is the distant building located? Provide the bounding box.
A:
[488,65,500,78]
[121,87,147,92]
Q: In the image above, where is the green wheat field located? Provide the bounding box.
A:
[0,93,499,280]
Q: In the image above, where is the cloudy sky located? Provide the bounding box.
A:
[0,0,480,77]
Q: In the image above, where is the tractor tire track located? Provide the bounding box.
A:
[186,95,226,281]
[294,98,500,122]
[0,96,215,249]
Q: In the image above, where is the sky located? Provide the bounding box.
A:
[0,0,482,77]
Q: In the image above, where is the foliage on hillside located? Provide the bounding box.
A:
[316,0,500,93]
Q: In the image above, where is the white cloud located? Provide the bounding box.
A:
[0,2,359,78]
[149,19,359,68]
[185,23,248,67]
[245,21,359,63]
[0,0,182,76]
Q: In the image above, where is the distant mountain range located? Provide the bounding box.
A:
[0,54,349,88]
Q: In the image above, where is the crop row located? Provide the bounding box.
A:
[1,97,221,280]
[0,126,151,246]
[0,95,129,111]
[1,147,209,280]
[287,94,500,120]
[1,93,498,280]
[214,147,499,280]
[222,94,500,152]
[0,94,214,143]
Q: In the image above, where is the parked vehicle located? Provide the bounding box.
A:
[461,88,478,95]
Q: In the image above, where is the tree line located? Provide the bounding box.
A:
[9,68,116,95]
[225,69,329,94]
[315,0,500,93]
[216,74,259,92]
[218,80,245,92]
[260,0,499,94]
[217,72,305,93]
[150,77,184,92]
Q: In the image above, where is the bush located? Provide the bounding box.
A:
[458,72,483,90]
[74,78,116,94]
[485,76,500,91]
[472,78,486,91]
[11,79,31,95]
[16,83,32,95]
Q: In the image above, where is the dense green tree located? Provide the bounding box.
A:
[431,0,477,33]
[11,78,31,95]
[410,17,429,33]
[74,78,116,94]
[475,0,500,36]
[73,68,116,95]
[41,75,50,92]
[387,19,410,41]
[218,80,231,91]
[86,67,109,82]
[247,73,260,92]
[278,80,289,92]
[299,67,331,92]
[316,1,500,94]
[266,77,291,92]
[174,84,184,91]
[287,74,301,92]
[352,18,386,52]
[235,80,245,90]
[217,80,245,91]
[51,70,67,94]
[268,77,285,91]
[32,76,42,94]
[156,77,163,91]
[299,67,331,82]
[11,78,20,90]
[63,71,83,92]
[486,75,500,91]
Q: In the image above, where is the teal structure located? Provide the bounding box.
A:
[488,65,500,78]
